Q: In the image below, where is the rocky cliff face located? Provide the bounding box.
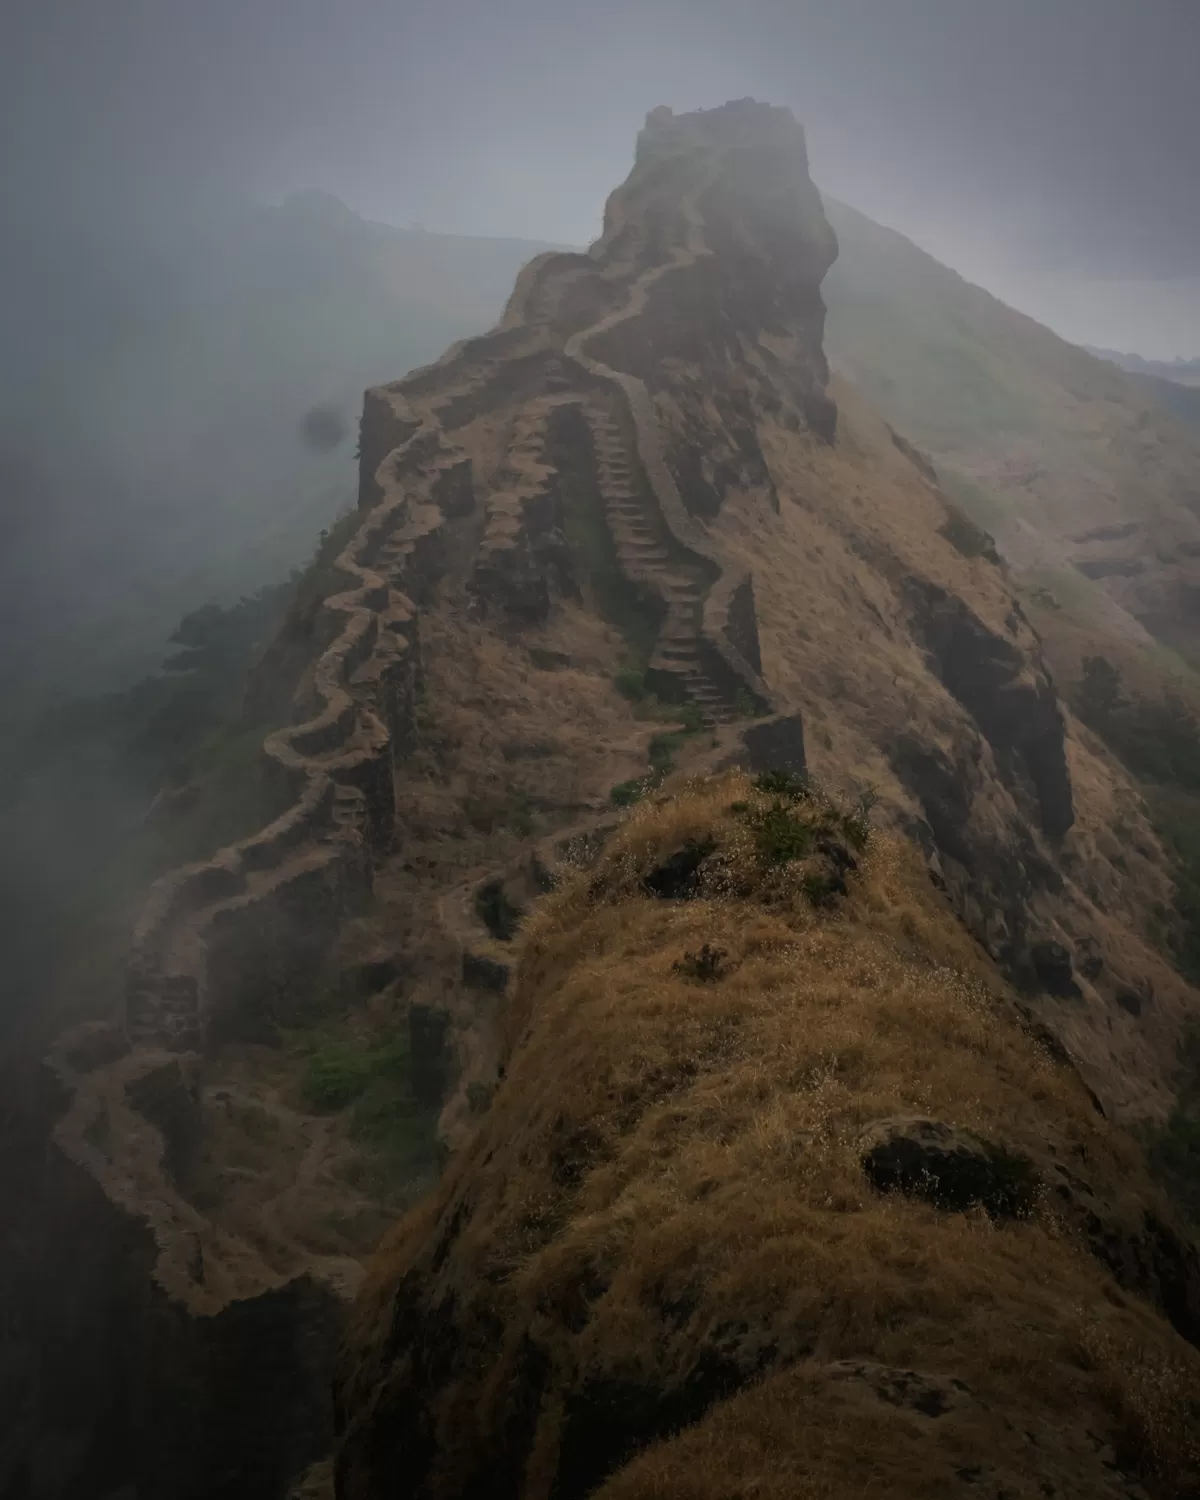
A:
[17,98,1200,1497]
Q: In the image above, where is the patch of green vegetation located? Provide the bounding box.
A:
[348,1082,440,1170]
[611,776,658,808]
[615,667,647,701]
[294,1026,441,1174]
[1144,787,1200,984]
[1022,565,1109,626]
[742,798,817,866]
[1076,657,1200,793]
[611,708,706,809]
[466,1080,495,1114]
[648,729,691,773]
[735,779,875,878]
[301,1035,412,1112]
[292,508,360,618]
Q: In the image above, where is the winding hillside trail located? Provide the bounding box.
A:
[53,103,796,1322]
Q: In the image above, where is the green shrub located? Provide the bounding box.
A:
[742,798,816,866]
[615,668,647,701]
[675,700,706,734]
[611,775,658,808]
[648,730,690,773]
[611,709,704,809]
[301,1036,411,1112]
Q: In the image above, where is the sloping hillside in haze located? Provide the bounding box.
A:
[1089,349,1200,387]
[14,100,1200,1500]
[1133,374,1200,439]
[823,199,1200,673]
[0,190,555,710]
[0,197,556,1043]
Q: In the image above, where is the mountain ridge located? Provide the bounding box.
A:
[8,99,1200,1500]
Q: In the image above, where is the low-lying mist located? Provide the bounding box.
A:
[0,190,555,1039]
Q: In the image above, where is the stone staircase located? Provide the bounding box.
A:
[559,157,775,729]
[584,402,740,724]
[120,118,780,1058]
[125,414,459,1053]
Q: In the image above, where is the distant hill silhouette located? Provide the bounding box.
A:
[1082,347,1200,436]
[1086,346,1200,386]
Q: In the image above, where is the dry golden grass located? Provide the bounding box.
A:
[696,375,1199,1119]
[344,775,1200,1500]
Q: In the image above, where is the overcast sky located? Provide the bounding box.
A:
[5,0,1199,355]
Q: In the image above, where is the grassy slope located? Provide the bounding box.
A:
[823,199,1200,1205]
[342,776,1200,1499]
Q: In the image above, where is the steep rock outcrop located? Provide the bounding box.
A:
[0,1055,343,1500]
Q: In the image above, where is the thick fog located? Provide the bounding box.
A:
[1,0,1197,1037]
[3,0,1196,664]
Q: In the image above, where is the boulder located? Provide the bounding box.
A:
[740,713,807,779]
[640,836,717,899]
[859,1117,1038,1220]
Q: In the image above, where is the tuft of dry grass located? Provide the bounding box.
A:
[341,775,1200,1500]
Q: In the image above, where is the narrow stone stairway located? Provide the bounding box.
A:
[584,403,738,723]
